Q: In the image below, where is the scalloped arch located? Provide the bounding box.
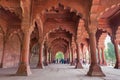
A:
[49,36,70,43]
[49,37,69,45]
[8,29,22,43]
[0,5,21,20]
[97,3,120,20]
[42,3,83,18]
[41,3,84,40]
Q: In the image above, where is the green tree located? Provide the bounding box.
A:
[105,42,116,61]
[55,52,64,60]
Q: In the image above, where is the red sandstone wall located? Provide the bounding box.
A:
[3,34,21,68]
[0,33,3,64]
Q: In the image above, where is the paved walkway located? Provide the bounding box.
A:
[0,64,120,80]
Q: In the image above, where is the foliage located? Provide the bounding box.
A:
[55,52,64,60]
[105,42,116,62]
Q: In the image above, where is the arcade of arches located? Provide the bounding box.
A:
[0,0,120,77]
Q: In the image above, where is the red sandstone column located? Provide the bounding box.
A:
[75,43,83,69]
[87,46,91,64]
[83,46,87,62]
[97,48,102,65]
[51,53,55,63]
[37,43,44,69]
[101,47,107,65]
[71,48,75,65]
[16,31,32,76]
[44,47,48,66]
[87,32,105,76]
[82,45,85,60]
[68,47,72,64]
[113,40,120,69]
[0,37,6,68]
[48,52,51,64]
[85,46,88,63]
[51,53,53,63]
[64,53,67,60]
[80,44,84,60]
[46,48,49,65]
[66,51,70,64]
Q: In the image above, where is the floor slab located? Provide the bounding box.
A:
[0,64,120,80]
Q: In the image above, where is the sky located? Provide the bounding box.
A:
[104,35,111,48]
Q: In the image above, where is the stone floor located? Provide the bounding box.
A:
[0,64,120,80]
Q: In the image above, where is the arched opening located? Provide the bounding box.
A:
[41,3,78,65]
[4,34,21,68]
[104,35,116,66]
[55,51,64,64]
[30,43,39,68]
[30,23,39,68]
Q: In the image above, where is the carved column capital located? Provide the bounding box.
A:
[88,25,97,34]
[22,25,34,35]
[87,15,98,34]
[20,0,31,16]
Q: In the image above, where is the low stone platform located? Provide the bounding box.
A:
[0,64,120,80]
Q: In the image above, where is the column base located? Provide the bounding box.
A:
[49,61,52,64]
[102,61,107,66]
[44,62,48,66]
[37,63,44,69]
[75,62,83,69]
[87,64,105,77]
[70,62,75,66]
[0,63,3,68]
[98,61,102,65]
[16,63,32,76]
[114,62,120,69]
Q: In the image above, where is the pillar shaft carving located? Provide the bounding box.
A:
[16,27,33,76]
[44,46,48,66]
[101,47,107,65]
[37,42,44,69]
[75,42,83,69]
[87,29,105,76]
[71,47,75,65]
[97,48,102,65]
[48,52,51,64]
[89,32,97,64]
[0,35,7,68]
[113,40,120,69]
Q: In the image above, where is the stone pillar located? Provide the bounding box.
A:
[64,53,67,60]
[0,36,6,68]
[85,46,88,63]
[101,47,107,65]
[69,52,71,64]
[66,50,70,64]
[87,32,105,76]
[37,43,44,69]
[75,43,83,69]
[71,48,75,65]
[16,0,32,75]
[16,30,32,76]
[44,47,48,66]
[51,53,55,63]
[113,40,120,69]
[80,44,84,60]
[88,46,91,64]
[68,48,71,64]
[83,46,87,62]
[48,52,51,64]
[97,48,102,65]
